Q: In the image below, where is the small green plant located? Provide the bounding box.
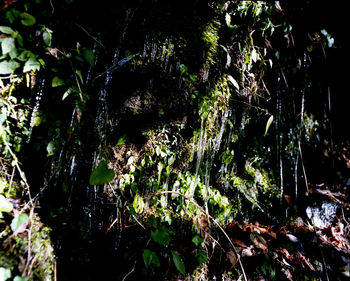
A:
[89,160,115,185]
[143,217,186,276]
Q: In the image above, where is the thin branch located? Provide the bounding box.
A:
[23,206,35,276]
[298,142,309,194]
[8,166,15,195]
[122,263,136,281]
[261,79,271,99]
[0,75,18,80]
[92,54,138,82]
[74,73,84,102]
[54,260,57,281]
[3,138,32,202]
[74,23,105,49]
[49,0,54,13]
[231,98,268,113]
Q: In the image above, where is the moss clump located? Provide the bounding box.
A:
[1,211,55,280]
[202,21,220,69]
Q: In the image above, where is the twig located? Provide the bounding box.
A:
[28,253,39,277]
[147,191,248,281]
[54,260,57,281]
[74,23,105,49]
[3,138,32,202]
[74,73,84,102]
[261,79,271,99]
[49,0,54,13]
[342,207,349,225]
[122,263,136,281]
[92,54,137,82]
[0,75,18,80]
[279,67,289,89]
[105,214,120,234]
[231,98,268,113]
[23,206,35,276]
[8,166,15,195]
[319,247,330,281]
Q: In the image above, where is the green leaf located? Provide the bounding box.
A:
[20,13,36,26]
[0,267,11,280]
[89,160,115,185]
[179,64,188,75]
[225,13,231,26]
[9,48,18,59]
[1,38,15,55]
[151,226,172,247]
[17,50,30,61]
[0,26,15,35]
[10,213,29,232]
[148,215,158,229]
[0,179,7,194]
[251,48,258,62]
[82,48,95,67]
[6,11,15,24]
[23,56,40,73]
[14,276,29,281]
[42,30,52,46]
[168,155,175,166]
[75,69,83,84]
[132,194,144,214]
[192,235,204,247]
[127,156,134,165]
[6,9,20,24]
[0,195,13,213]
[171,250,185,275]
[0,60,20,74]
[268,59,273,68]
[15,33,23,47]
[195,251,208,265]
[62,86,78,100]
[116,134,128,145]
[264,115,274,136]
[52,76,65,87]
[46,141,57,156]
[143,249,160,268]
[227,75,239,90]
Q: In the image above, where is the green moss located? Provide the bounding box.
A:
[245,161,279,195]
[202,21,220,68]
[1,213,55,280]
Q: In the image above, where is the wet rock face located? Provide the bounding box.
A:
[306,200,338,229]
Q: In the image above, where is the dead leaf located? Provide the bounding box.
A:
[284,195,293,206]
[18,255,26,273]
[250,233,268,254]
[47,47,58,58]
[295,251,315,271]
[241,246,255,257]
[226,250,238,269]
[282,268,293,281]
[278,248,292,260]
[232,238,248,248]
[253,222,277,239]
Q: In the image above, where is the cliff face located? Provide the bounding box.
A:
[1,1,349,280]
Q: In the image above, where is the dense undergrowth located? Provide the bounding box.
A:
[1,1,349,280]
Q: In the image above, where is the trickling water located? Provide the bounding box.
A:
[27,78,45,142]
[143,34,150,58]
[150,39,157,62]
[86,8,138,239]
[189,118,207,197]
[276,72,284,205]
